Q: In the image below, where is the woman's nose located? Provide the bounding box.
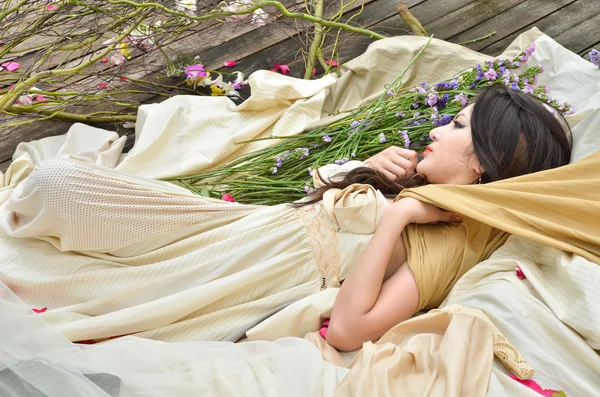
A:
[429,128,440,142]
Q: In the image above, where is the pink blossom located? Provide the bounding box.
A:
[221,193,235,202]
[35,95,48,102]
[325,59,339,67]
[515,266,526,279]
[273,63,290,75]
[1,61,20,72]
[184,64,207,80]
[101,57,108,63]
[483,69,498,81]
[46,4,57,11]
[224,60,237,67]
[99,83,108,89]
[32,307,48,313]
[16,95,33,105]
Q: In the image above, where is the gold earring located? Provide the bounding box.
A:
[475,174,482,184]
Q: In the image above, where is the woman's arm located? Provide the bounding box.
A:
[326,198,461,351]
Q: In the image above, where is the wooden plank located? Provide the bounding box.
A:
[552,13,600,54]
[206,0,425,79]
[480,0,600,55]
[423,0,528,39]
[449,0,576,51]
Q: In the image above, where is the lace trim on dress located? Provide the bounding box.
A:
[299,203,341,290]
[434,304,535,380]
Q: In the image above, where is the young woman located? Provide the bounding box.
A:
[0,85,572,346]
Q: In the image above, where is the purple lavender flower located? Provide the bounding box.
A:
[379,133,387,143]
[410,119,427,126]
[437,93,449,109]
[475,71,484,81]
[322,135,332,143]
[519,55,528,62]
[590,49,600,67]
[524,42,536,57]
[433,115,452,127]
[275,157,283,167]
[387,90,394,96]
[350,120,360,128]
[497,58,506,66]
[412,102,420,109]
[522,83,534,94]
[308,167,313,176]
[483,69,498,81]
[453,93,468,108]
[414,112,420,117]
[435,80,459,90]
[297,148,310,159]
[425,93,438,107]
[395,112,406,118]
[469,83,477,89]
[398,130,410,148]
[431,106,439,119]
[304,185,314,195]
[334,158,349,165]
[416,86,427,94]
[272,167,278,174]
[351,152,356,157]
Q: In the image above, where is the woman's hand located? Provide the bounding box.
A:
[364,146,418,181]
[390,197,462,225]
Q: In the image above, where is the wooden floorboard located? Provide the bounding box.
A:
[480,0,600,55]
[448,0,577,51]
[1,0,598,172]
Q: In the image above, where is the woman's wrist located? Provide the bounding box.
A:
[383,202,412,232]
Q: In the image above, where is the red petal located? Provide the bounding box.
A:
[46,4,57,11]
[515,266,526,279]
[221,194,235,202]
[120,77,127,81]
[312,67,317,76]
[279,64,290,75]
[223,60,237,68]
[32,307,47,313]
[101,57,108,63]
[325,59,339,67]
[269,68,278,73]
[99,83,107,89]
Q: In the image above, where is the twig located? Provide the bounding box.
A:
[397,2,426,36]
[457,32,496,46]
[303,0,325,79]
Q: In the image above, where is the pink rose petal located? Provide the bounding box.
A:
[1,62,20,72]
[312,67,317,76]
[223,60,237,68]
[32,307,47,313]
[120,77,127,81]
[35,95,48,102]
[99,83,107,89]
[221,193,235,202]
[279,64,290,75]
[325,59,339,67]
[515,266,526,279]
[46,4,57,11]
[101,57,108,63]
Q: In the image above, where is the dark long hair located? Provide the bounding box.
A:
[297,84,572,206]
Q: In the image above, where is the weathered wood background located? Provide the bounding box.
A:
[1,0,599,172]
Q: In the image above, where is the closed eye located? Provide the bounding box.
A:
[453,120,465,129]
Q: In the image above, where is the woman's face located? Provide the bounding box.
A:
[416,105,483,184]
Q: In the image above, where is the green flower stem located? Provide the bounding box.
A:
[303,0,325,79]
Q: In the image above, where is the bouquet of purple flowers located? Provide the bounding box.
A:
[168,40,574,205]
